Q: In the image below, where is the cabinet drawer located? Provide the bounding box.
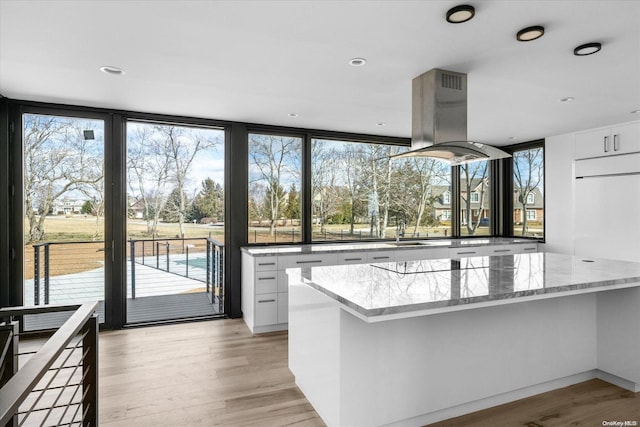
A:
[337,252,367,265]
[367,251,396,263]
[255,271,278,294]
[488,245,515,255]
[513,244,538,254]
[278,253,338,270]
[254,257,278,272]
[255,293,278,326]
[449,247,487,258]
[277,292,288,324]
[396,247,449,261]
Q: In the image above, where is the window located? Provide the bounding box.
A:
[513,145,544,238]
[311,139,450,241]
[460,161,490,236]
[441,210,451,220]
[248,133,302,243]
[442,192,451,205]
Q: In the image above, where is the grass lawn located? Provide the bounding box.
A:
[24,215,225,279]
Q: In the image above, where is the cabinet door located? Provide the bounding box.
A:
[611,122,640,156]
[254,293,278,326]
[575,128,611,160]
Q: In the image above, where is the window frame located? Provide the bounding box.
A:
[502,139,545,242]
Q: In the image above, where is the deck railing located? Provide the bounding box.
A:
[206,238,225,312]
[31,237,225,307]
[0,302,99,427]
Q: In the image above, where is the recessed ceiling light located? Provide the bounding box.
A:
[516,26,545,42]
[446,4,475,24]
[349,58,367,67]
[376,122,386,126]
[100,65,125,75]
[508,137,515,140]
[574,42,602,56]
[631,110,640,114]
[560,97,574,102]
[288,113,299,117]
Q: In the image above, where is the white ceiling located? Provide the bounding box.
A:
[1,0,639,145]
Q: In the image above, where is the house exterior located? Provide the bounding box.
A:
[51,197,85,215]
[432,179,491,225]
[513,187,544,224]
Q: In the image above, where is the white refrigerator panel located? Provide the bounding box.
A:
[574,175,640,262]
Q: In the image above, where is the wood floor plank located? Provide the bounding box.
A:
[97,319,639,427]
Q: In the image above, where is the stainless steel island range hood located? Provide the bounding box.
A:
[392,68,511,165]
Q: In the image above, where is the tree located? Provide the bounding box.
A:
[249,134,301,236]
[81,200,93,215]
[127,123,222,238]
[127,125,172,236]
[283,183,300,222]
[461,161,489,235]
[24,114,103,242]
[311,141,341,234]
[190,178,224,222]
[513,147,543,235]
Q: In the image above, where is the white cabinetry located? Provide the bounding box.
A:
[243,242,538,334]
[575,122,640,160]
[450,242,537,259]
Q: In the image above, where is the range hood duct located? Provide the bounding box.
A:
[391,68,511,165]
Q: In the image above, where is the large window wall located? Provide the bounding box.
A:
[311,139,450,241]
[459,160,491,236]
[0,96,545,324]
[248,133,302,244]
[511,144,544,238]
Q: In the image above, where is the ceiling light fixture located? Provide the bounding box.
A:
[560,97,574,102]
[288,113,299,117]
[376,122,386,126]
[100,65,125,75]
[348,58,367,67]
[516,26,545,42]
[446,4,475,24]
[631,110,640,114]
[573,42,602,56]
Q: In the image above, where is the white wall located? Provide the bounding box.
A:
[543,132,575,254]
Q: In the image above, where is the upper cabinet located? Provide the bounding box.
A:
[575,122,640,160]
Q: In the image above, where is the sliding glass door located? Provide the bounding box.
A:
[22,112,107,330]
[125,120,225,324]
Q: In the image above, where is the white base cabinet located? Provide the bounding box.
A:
[242,242,538,334]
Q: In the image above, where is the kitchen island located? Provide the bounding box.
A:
[287,252,640,426]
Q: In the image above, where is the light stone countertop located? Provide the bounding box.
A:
[241,237,536,256]
[287,252,640,322]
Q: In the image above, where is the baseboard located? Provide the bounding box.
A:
[596,370,640,392]
[381,371,599,427]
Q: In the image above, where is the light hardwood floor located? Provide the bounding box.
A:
[99,319,323,426]
[98,319,639,427]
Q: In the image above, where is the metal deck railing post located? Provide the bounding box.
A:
[130,240,136,300]
[44,244,50,305]
[33,246,40,306]
[165,242,170,272]
[206,240,211,294]
[82,313,99,427]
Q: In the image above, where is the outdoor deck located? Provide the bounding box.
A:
[23,254,222,330]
